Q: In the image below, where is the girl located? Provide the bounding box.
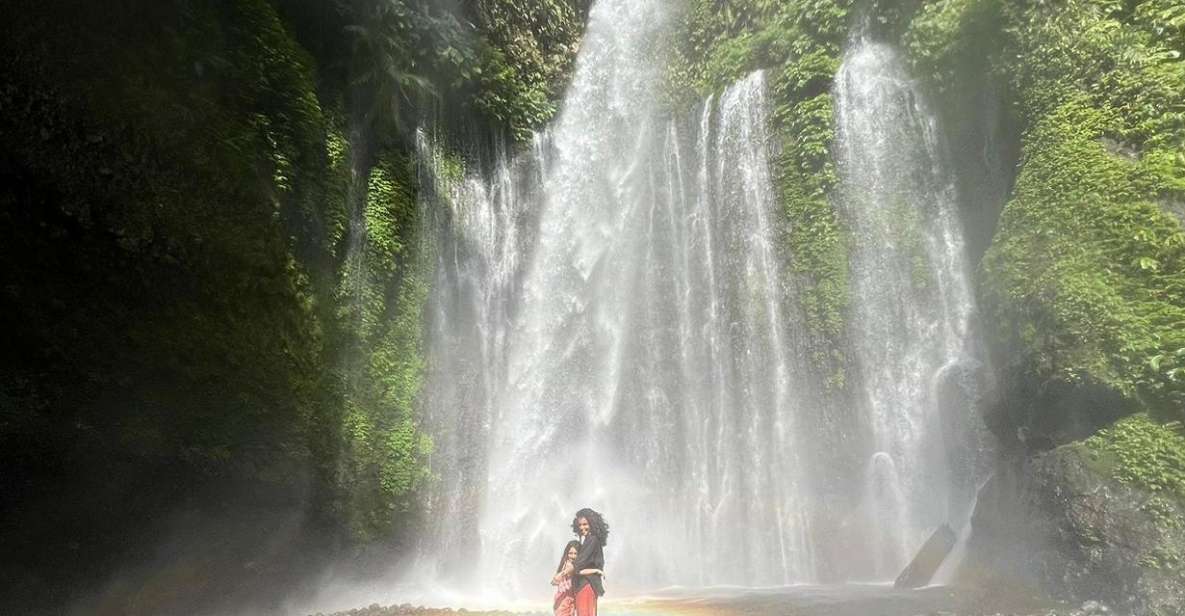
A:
[552,539,604,616]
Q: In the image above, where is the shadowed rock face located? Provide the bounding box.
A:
[964,446,1185,615]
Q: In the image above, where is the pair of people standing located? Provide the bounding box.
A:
[551,508,608,616]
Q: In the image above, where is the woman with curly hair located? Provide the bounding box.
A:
[569,508,609,616]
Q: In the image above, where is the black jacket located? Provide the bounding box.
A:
[571,533,605,596]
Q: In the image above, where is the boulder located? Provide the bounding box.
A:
[894,523,958,589]
[961,446,1185,615]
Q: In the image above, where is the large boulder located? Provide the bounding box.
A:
[961,446,1185,615]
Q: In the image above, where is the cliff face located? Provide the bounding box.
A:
[0,0,586,613]
[905,0,1185,427]
[906,2,1184,612]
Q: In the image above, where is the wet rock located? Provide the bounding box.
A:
[962,447,1185,615]
[895,523,958,588]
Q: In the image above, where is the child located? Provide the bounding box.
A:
[552,540,604,616]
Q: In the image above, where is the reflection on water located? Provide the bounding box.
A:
[603,584,1062,616]
[317,585,1068,616]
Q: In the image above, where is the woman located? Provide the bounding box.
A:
[552,540,604,616]
[569,508,609,616]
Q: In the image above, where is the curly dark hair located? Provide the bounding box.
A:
[556,539,581,574]
[571,508,609,545]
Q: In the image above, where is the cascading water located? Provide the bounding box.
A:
[413,0,991,604]
[834,25,990,580]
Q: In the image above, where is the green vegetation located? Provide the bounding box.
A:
[333,154,433,539]
[901,1,1185,605]
[982,99,1185,412]
[340,0,588,141]
[2,1,351,607]
[1081,412,1185,585]
[1086,414,1185,504]
[470,0,591,140]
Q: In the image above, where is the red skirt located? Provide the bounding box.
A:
[554,591,575,616]
[575,583,597,616]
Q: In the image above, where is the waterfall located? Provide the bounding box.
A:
[412,0,991,604]
[834,28,989,579]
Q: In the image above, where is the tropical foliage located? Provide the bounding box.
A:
[1087,414,1185,504]
[339,0,588,141]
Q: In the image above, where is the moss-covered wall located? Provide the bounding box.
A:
[0,0,585,611]
[468,0,591,140]
[336,0,588,144]
[904,0,1185,420]
[0,1,347,608]
[332,151,433,540]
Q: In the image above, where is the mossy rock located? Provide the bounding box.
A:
[966,440,1185,615]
